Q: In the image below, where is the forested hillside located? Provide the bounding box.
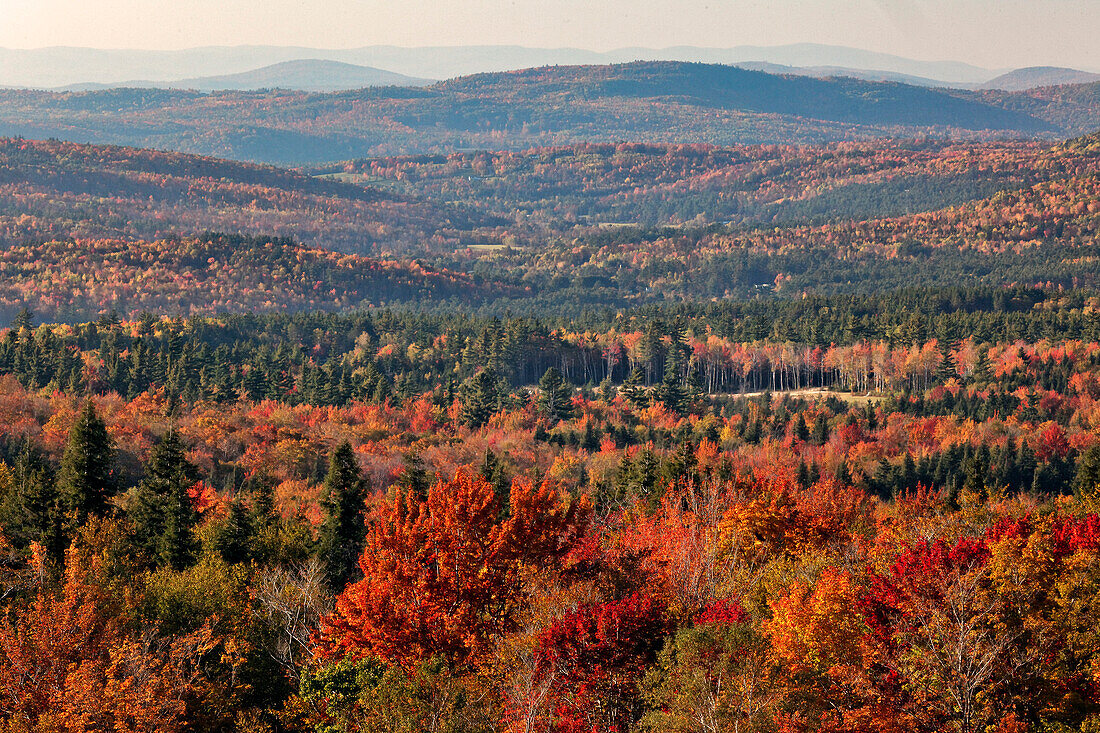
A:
[1,62,1098,164]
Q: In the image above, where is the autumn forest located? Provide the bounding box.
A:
[0,57,1099,733]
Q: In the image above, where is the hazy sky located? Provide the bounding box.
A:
[3,0,1099,70]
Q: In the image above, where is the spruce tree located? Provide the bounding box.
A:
[461,369,498,429]
[57,400,115,524]
[213,496,254,564]
[621,367,650,410]
[317,441,368,592]
[128,430,200,570]
[537,367,574,423]
[1,445,64,567]
[1073,443,1100,500]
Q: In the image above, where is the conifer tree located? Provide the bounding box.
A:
[622,367,650,410]
[1,445,64,567]
[461,369,498,429]
[57,400,115,524]
[127,430,200,570]
[317,441,368,592]
[213,496,254,564]
[537,367,574,423]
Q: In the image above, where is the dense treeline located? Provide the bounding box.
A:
[8,286,1100,403]
[1,304,1100,730]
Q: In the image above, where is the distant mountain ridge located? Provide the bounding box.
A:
[62,59,434,92]
[0,61,1094,165]
[0,43,1014,88]
[981,66,1100,91]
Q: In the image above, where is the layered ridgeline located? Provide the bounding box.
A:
[0,133,1099,319]
[0,137,497,252]
[1,62,1098,164]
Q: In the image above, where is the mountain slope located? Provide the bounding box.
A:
[64,59,434,92]
[0,234,515,322]
[981,66,1100,91]
[438,62,1046,130]
[0,137,494,253]
[0,44,1000,88]
[0,61,1083,165]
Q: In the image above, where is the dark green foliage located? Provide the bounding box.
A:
[317,441,369,593]
[212,497,255,565]
[622,368,651,410]
[537,367,575,423]
[0,444,64,567]
[57,400,115,524]
[461,370,499,429]
[127,430,200,570]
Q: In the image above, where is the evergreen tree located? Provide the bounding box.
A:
[537,367,574,423]
[213,496,254,564]
[479,449,511,518]
[654,359,688,413]
[622,367,650,410]
[793,413,810,442]
[461,369,498,429]
[0,445,64,567]
[128,430,200,570]
[10,307,32,333]
[811,414,830,446]
[317,441,368,592]
[395,451,432,499]
[1073,443,1100,500]
[57,400,115,524]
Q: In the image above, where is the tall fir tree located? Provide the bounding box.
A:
[57,400,115,525]
[537,367,575,423]
[127,430,200,570]
[317,441,368,592]
[461,369,498,429]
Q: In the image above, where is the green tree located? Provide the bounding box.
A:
[57,400,115,524]
[460,369,498,429]
[537,367,574,423]
[622,367,651,410]
[127,430,200,570]
[317,441,368,592]
[1073,442,1100,500]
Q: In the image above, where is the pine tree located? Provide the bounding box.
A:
[0,445,64,567]
[654,359,688,413]
[793,413,810,442]
[621,367,650,410]
[127,430,200,570]
[57,400,115,524]
[461,369,498,429]
[10,306,32,333]
[213,496,254,564]
[479,449,511,518]
[317,441,368,592]
[1073,443,1100,500]
[537,367,574,423]
[811,414,830,446]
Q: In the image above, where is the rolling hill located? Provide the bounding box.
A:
[0,61,1091,165]
[0,43,1003,88]
[63,59,434,92]
[0,137,497,253]
[981,66,1100,91]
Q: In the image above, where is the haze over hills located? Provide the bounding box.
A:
[0,43,1020,89]
[1,61,1093,165]
[981,66,1100,92]
[62,60,434,92]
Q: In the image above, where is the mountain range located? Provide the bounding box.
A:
[1,60,1097,165]
[0,43,1055,89]
[61,59,433,92]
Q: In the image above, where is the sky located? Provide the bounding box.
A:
[2,0,1099,70]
